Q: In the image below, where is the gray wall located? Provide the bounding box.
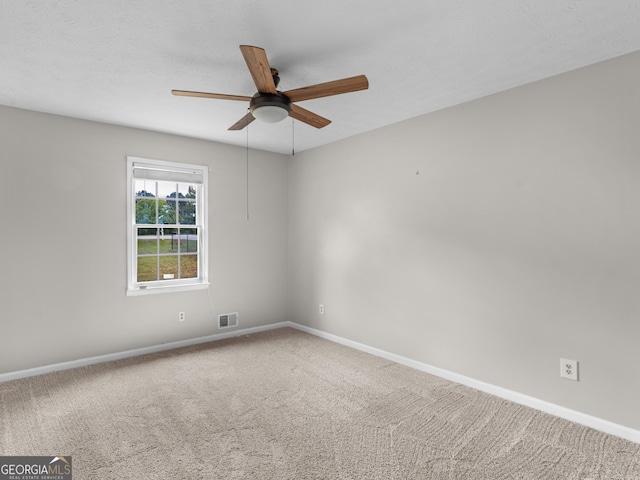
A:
[0,106,289,373]
[288,51,640,430]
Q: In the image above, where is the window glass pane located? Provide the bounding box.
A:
[160,198,176,225]
[158,237,173,254]
[159,255,179,280]
[135,179,156,198]
[180,254,198,279]
[136,198,156,224]
[137,257,158,282]
[137,227,158,253]
[160,228,179,253]
[180,228,198,252]
[179,200,196,225]
[156,181,176,199]
[179,183,197,198]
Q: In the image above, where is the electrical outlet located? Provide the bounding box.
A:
[178,312,186,322]
[560,358,578,381]
[319,304,325,315]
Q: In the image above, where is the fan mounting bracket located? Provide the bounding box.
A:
[271,68,280,88]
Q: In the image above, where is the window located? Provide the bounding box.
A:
[126,156,208,295]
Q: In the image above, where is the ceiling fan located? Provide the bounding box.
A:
[172,45,369,131]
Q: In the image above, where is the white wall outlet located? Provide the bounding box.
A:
[319,304,325,315]
[178,311,186,322]
[560,358,578,381]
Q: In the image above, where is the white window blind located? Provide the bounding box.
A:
[132,162,204,184]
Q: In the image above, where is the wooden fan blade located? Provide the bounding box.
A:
[239,45,277,94]
[283,75,368,103]
[228,112,256,131]
[172,90,252,102]
[289,104,331,129]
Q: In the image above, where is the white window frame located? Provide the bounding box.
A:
[126,156,209,296]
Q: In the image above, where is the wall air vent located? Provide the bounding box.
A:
[218,312,238,329]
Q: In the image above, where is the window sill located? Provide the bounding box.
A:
[126,282,210,296]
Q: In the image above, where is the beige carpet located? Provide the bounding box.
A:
[1,327,638,479]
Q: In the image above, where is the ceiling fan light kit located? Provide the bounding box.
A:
[250,92,291,123]
[172,45,369,130]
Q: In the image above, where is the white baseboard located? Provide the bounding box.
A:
[287,322,640,445]
[2,320,638,444]
[0,322,289,384]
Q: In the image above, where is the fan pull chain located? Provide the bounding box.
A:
[246,110,250,221]
[292,117,295,156]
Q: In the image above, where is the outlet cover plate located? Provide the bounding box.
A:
[560,358,578,381]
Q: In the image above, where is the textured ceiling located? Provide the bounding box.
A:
[2,1,640,154]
